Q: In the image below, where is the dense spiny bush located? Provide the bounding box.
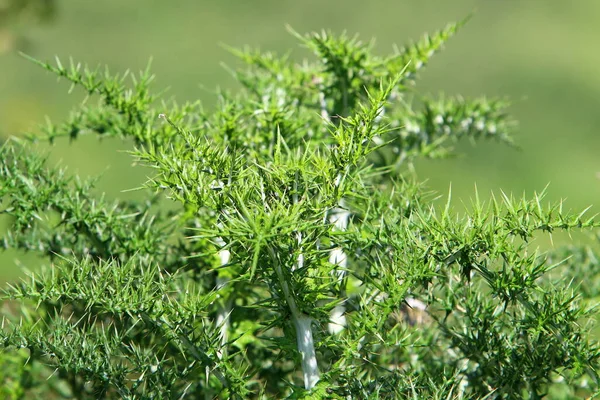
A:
[1,20,599,399]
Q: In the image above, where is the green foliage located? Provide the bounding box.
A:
[1,21,599,399]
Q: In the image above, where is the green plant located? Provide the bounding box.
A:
[1,20,599,399]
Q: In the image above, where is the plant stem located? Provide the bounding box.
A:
[267,245,320,389]
[215,238,232,359]
[328,203,350,334]
[293,314,320,389]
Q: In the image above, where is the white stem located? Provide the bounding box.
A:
[294,314,320,389]
[318,91,329,120]
[327,202,350,334]
[215,239,231,359]
[268,246,320,389]
[295,231,304,271]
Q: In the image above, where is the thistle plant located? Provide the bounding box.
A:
[1,20,599,399]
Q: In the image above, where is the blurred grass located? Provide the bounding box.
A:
[1,0,600,280]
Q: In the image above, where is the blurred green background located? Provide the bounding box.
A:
[1,0,599,280]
